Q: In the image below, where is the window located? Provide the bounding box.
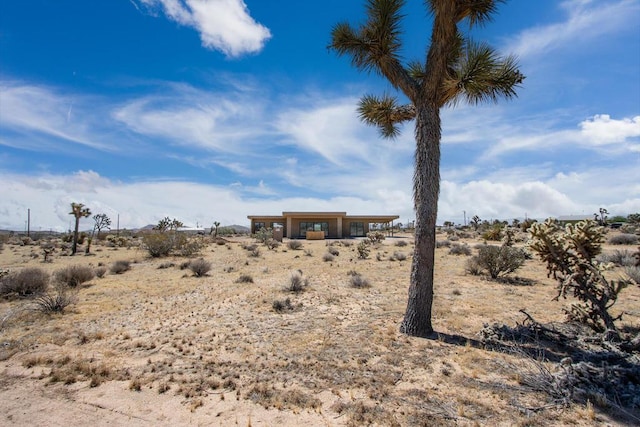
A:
[299,222,328,237]
[253,222,265,233]
[350,222,365,237]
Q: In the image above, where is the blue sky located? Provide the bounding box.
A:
[1,0,639,232]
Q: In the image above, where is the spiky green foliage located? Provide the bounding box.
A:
[528,220,630,334]
[69,203,91,255]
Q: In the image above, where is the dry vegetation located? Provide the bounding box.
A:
[0,229,638,426]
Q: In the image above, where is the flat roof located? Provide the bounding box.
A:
[248,212,399,221]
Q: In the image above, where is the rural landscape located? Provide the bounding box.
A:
[1,213,639,426]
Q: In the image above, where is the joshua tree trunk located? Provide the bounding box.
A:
[400,104,441,337]
[72,216,81,255]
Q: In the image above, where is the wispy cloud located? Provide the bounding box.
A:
[134,0,271,57]
[504,0,640,59]
[0,82,111,151]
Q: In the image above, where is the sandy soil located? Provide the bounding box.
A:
[0,231,638,426]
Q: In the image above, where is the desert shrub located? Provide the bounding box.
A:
[287,240,303,250]
[469,245,526,279]
[253,227,273,244]
[34,283,77,313]
[110,260,130,274]
[340,240,353,247]
[142,233,174,257]
[395,240,408,247]
[390,251,407,261]
[0,267,49,296]
[448,234,459,242]
[356,241,370,259]
[327,246,339,256]
[448,243,471,256]
[175,237,204,257]
[189,258,211,277]
[265,239,280,250]
[249,247,261,258]
[322,252,335,262]
[436,240,451,248]
[529,219,630,334]
[465,257,483,276]
[105,234,128,248]
[272,298,295,313]
[349,273,370,288]
[597,250,635,267]
[284,272,308,293]
[157,262,175,269]
[242,243,258,251]
[625,266,640,285]
[95,266,107,278]
[608,233,639,245]
[54,265,95,288]
[179,261,191,270]
[304,249,313,257]
[502,227,517,246]
[235,274,254,283]
[481,225,503,241]
[366,231,385,244]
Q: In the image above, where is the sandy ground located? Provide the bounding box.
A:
[0,231,638,426]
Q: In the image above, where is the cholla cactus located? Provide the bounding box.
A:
[528,219,629,335]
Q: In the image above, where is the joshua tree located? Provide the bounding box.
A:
[69,203,91,255]
[211,221,221,238]
[330,0,523,336]
[86,213,111,254]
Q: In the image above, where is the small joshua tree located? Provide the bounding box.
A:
[528,219,630,336]
[86,213,111,254]
[69,203,91,255]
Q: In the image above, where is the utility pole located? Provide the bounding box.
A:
[117,214,120,235]
[463,210,466,227]
[27,208,31,238]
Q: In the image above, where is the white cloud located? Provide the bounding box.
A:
[112,85,268,153]
[579,114,640,145]
[135,0,271,57]
[504,0,640,59]
[0,82,111,151]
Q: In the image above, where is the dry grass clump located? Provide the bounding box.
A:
[34,283,77,314]
[94,266,107,278]
[54,265,95,287]
[110,260,131,274]
[322,252,335,262]
[598,250,635,266]
[608,233,638,245]
[395,240,408,247]
[327,246,340,256]
[0,267,49,297]
[188,258,211,277]
[272,298,297,313]
[625,266,640,285]
[235,274,254,283]
[284,271,308,292]
[245,383,321,410]
[287,240,303,250]
[436,240,451,248]
[449,243,471,256]
[390,251,407,261]
[348,272,370,288]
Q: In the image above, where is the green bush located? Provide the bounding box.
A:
[54,265,95,288]
[0,267,49,296]
[468,245,526,279]
[481,225,503,241]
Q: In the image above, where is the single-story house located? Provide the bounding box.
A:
[556,215,595,225]
[247,211,400,239]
